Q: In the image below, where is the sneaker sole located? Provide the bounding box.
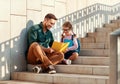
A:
[48,70,56,74]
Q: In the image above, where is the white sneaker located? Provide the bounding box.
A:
[63,59,72,65]
[32,66,42,73]
[48,69,56,74]
[66,59,72,65]
[47,65,56,74]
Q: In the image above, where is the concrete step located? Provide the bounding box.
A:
[95,36,109,43]
[12,72,109,84]
[55,65,109,76]
[111,19,120,23]
[0,80,50,84]
[27,64,109,76]
[81,43,106,49]
[104,23,120,31]
[80,36,109,43]
[103,23,119,29]
[80,37,95,43]
[86,32,110,43]
[73,56,109,65]
[80,49,109,56]
[95,27,113,32]
[111,20,120,30]
[87,32,108,38]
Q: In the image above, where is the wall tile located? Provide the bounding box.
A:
[11,0,26,15]
[56,0,66,3]
[27,10,42,25]
[41,5,55,20]
[77,0,88,10]
[42,0,55,6]
[66,0,77,14]
[0,0,10,21]
[10,15,27,72]
[55,2,66,18]
[11,15,26,37]
[0,22,10,80]
[0,22,10,43]
[27,0,41,10]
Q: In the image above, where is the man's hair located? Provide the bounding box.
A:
[45,13,58,20]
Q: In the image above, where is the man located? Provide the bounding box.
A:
[27,13,64,74]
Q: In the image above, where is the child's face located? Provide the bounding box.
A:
[62,27,71,35]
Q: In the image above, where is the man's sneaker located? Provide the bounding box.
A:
[32,66,42,73]
[63,59,72,65]
[47,65,56,74]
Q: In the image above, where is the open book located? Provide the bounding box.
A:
[51,41,69,52]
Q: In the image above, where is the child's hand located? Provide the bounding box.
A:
[63,48,68,53]
[66,48,69,52]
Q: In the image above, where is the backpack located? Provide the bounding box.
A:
[61,35,81,54]
[71,35,81,54]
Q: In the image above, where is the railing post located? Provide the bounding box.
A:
[118,36,120,84]
[109,35,117,84]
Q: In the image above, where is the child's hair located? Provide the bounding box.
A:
[62,21,73,30]
[61,21,77,42]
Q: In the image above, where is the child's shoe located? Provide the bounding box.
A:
[62,59,72,65]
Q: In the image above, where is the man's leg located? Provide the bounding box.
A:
[27,42,52,68]
[47,52,64,65]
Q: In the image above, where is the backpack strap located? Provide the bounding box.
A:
[71,35,74,41]
[71,34,76,41]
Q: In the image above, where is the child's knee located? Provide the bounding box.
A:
[73,52,78,59]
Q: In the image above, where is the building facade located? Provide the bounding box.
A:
[0,0,120,82]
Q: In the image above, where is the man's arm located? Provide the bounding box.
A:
[41,46,54,53]
[27,26,37,46]
[49,33,54,47]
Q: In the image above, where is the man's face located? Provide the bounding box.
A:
[45,19,56,29]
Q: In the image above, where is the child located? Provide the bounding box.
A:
[61,21,78,65]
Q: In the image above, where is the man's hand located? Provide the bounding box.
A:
[46,48,55,53]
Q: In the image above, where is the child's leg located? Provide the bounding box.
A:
[69,52,78,61]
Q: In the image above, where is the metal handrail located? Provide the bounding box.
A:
[52,3,120,41]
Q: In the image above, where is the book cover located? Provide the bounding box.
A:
[51,41,69,52]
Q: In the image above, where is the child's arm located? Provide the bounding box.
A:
[68,37,78,51]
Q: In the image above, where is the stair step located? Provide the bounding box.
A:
[80,37,95,43]
[81,43,105,49]
[12,72,109,84]
[95,27,113,32]
[0,80,50,84]
[111,19,120,28]
[27,64,109,76]
[111,19,120,23]
[103,23,119,29]
[73,56,109,65]
[87,32,108,37]
[80,36,109,43]
[95,36,109,43]
[80,49,109,56]
[55,65,109,76]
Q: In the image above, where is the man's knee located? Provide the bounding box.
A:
[57,52,64,59]
[30,42,39,47]
[29,42,43,51]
